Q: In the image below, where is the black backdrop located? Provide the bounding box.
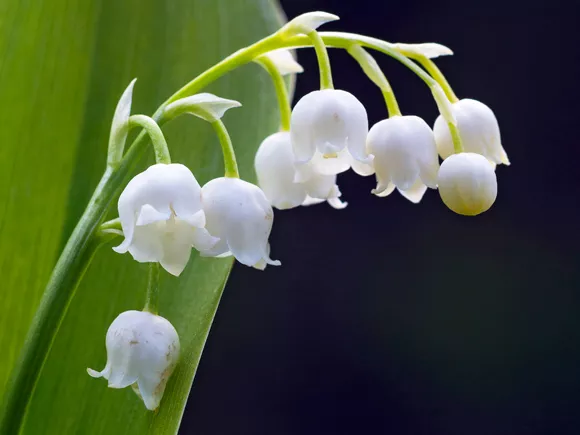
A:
[181,1,580,434]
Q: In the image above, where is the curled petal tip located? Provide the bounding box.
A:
[372,183,396,198]
[500,149,511,165]
[87,368,102,378]
[112,240,130,254]
[328,197,348,210]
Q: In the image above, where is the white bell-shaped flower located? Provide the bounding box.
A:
[87,310,180,411]
[367,115,439,203]
[438,152,497,216]
[290,89,371,174]
[255,132,346,210]
[113,163,218,276]
[433,98,509,166]
[200,177,281,270]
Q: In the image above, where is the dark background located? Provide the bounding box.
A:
[182,1,580,434]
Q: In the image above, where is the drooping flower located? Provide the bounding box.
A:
[367,115,439,203]
[113,163,218,276]
[290,89,371,174]
[87,310,180,411]
[199,177,281,270]
[437,152,497,216]
[433,98,509,166]
[255,132,346,210]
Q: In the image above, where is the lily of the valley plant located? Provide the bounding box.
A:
[0,10,510,431]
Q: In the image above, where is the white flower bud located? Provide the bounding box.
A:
[200,177,281,270]
[433,98,510,166]
[438,152,497,216]
[367,115,439,203]
[88,310,180,411]
[113,163,218,276]
[290,89,371,174]
[255,132,346,210]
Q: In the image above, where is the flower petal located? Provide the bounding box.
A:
[309,149,352,176]
[255,132,307,209]
[178,209,206,228]
[136,204,171,226]
[301,195,326,206]
[349,154,375,176]
[327,197,348,209]
[398,179,428,204]
[126,223,164,263]
[191,227,220,252]
[372,182,396,197]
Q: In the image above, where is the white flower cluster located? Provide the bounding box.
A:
[89,82,281,412]
[89,11,511,413]
[114,164,279,275]
[255,52,508,217]
[106,82,280,277]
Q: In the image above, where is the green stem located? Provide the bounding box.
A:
[280,32,438,88]
[162,34,283,107]
[143,263,160,315]
[211,118,239,178]
[0,127,156,434]
[308,30,333,90]
[0,169,113,434]
[256,57,292,131]
[128,115,171,164]
[99,217,121,232]
[448,121,464,153]
[347,44,401,117]
[412,55,459,103]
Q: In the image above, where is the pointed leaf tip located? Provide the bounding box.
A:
[282,11,339,35]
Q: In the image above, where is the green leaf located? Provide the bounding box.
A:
[0,0,285,433]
